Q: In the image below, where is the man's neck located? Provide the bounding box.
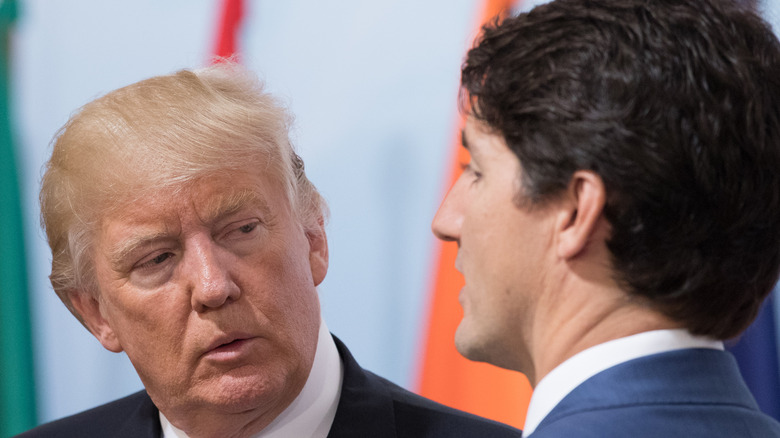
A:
[525,275,680,387]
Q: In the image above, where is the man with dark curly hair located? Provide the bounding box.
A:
[432,0,780,436]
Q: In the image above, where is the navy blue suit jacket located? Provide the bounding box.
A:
[16,336,521,437]
[529,348,780,437]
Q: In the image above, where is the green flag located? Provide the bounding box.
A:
[0,0,38,435]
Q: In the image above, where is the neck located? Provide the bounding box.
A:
[522,261,680,387]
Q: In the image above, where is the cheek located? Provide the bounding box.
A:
[267,264,320,330]
[103,289,185,354]
[113,286,182,324]
[274,251,321,345]
[461,209,503,263]
[242,245,320,329]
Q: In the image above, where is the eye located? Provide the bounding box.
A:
[460,162,483,182]
[136,251,175,271]
[238,222,258,234]
[128,250,177,288]
[221,219,261,242]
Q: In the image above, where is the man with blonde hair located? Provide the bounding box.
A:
[18,64,521,438]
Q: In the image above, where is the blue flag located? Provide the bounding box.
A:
[727,287,780,421]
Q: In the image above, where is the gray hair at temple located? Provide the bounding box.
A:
[39,63,327,323]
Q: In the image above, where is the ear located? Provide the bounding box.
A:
[68,290,124,353]
[306,216,329,286]
[555,171,607,259]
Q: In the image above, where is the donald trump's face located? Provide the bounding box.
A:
[71,168,329,436]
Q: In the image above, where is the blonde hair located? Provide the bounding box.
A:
[40,64,327,321]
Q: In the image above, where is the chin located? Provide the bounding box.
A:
[454,321,517,370]
[201,369,293,413]
[454,321,489,363]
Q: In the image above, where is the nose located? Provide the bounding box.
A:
[186,236,241,312]
[431,181,464,244]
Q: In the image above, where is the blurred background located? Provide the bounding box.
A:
[2,0,779,436]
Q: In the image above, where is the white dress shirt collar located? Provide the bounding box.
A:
[160,318,344,438]
[523,329,723,436]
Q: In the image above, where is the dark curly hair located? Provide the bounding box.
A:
[462,0,780,339]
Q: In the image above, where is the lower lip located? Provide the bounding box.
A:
[204,338,256,362]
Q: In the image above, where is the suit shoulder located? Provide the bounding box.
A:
[14,390,160,438]
[531,404,780,438]
[371,372,522,437]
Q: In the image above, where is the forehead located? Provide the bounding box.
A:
[119,167,286,211]
[99,170,288,234]
[95,171,290,266]
[187,173,279,220]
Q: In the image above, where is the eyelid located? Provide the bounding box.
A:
[133,250,175,271]
[219,218,261,241]
[460,162,482,177]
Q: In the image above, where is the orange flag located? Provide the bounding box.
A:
[416,0,532,430]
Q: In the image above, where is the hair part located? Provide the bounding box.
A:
[461,0,780,339]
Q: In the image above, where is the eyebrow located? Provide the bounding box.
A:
[108,189,272,268]
[197,188,272,225]
[109,230,175,269]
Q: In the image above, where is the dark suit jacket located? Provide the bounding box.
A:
[16,336,521,437]
[529,348,780,437]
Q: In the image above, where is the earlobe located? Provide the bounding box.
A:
[556,171,606,259]
[68,290,123,353]
[307,216,329,286]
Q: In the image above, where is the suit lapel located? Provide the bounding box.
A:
[327,336,398,438]
[113,391,163,438]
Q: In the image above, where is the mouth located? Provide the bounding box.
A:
[213,338,248,350]
[202,334,257,360]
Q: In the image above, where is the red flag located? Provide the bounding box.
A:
[211,0,244,62]
[416,0,532,430]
